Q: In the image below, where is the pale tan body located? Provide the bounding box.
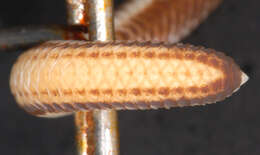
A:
[10,0,248,117]
[10,41,246,116]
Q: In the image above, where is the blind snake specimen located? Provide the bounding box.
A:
[10,0,248,117]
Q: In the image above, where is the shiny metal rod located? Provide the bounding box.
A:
[75,110,119,155]
[66,0,119,155]
[87,0,114,41]
[67,0,89,26]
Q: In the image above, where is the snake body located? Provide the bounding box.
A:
[10,40,247,117]
[10,0,248,117]
[115,0,222,42]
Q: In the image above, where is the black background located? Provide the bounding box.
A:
[0,0,258,154]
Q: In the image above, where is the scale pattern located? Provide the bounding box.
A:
[115,0,222,43]
[10,40,243,116]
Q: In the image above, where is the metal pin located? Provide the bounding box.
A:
[66,0,119,154]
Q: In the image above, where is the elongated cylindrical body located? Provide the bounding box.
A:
[115,0,222,42]
[10,40,247,117]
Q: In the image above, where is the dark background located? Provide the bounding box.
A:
[0,0,258,154]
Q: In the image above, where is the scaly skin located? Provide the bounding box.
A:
[9,0,249,117]
[115,0,222,42]
[10,40,246,117]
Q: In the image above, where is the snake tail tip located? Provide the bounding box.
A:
[241,71,249,86]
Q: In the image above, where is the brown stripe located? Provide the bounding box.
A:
[23,81,228,98]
